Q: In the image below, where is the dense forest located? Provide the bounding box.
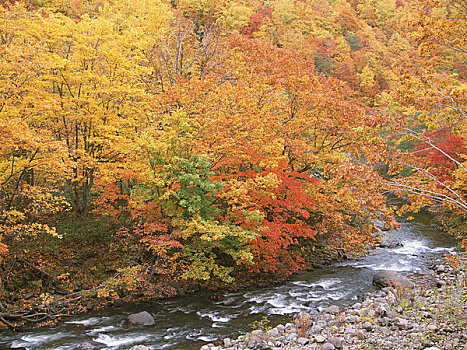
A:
[0,0,465,328]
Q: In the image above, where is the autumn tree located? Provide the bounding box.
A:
[388,0,467,247]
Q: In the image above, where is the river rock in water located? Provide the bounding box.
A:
[379,241,403,249]
[373,270,414,289]
[127,311,155,326]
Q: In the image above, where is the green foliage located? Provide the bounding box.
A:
[344,33,362,51]
[171,155,224,219]
[313,54,336,77]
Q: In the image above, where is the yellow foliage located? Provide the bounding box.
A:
[223,3,253,33]
[358,65,376,89]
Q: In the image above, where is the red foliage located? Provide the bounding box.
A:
[243,170,318,275]
[243,12,264,37]
[414,129,467,181]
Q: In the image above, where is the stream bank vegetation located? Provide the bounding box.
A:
[0,0,465,329]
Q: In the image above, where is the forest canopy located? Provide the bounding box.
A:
[0,0,465,327]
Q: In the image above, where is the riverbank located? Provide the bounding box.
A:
[201,253,467,350]
[1,216,460,349]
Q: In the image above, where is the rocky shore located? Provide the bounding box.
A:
[198,254,467,350]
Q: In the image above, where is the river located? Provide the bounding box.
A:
[1,211,459,349]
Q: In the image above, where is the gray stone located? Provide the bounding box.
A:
[356,330,366,340]
[315,335,326,343]
[325,305,340,314]
[377,305,388,317]
[129,346,150,350]
[223,338,232,347]
[77,343,96,350]
[328,336,343,349]
[387,309,396,319]
[127,311,155,326]
[421,339,433,347]
[394,317,409,330]
[321,343,336,350]
[436,265,446,273]
[381,327,391,335]
[344,326,356,335]
[379,317,389,326]
[310,324,323,333]
[373,270,414,289]
[424,348,441,350]
[379,241,402,248]
[297,337,309,345]
[276,324,285,333]
[362,321,373,330]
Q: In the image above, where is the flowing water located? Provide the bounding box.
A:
[0,212,459,350]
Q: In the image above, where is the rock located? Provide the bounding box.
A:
[315,335,326,343]
[376,304,388,317]
[373,270,414,289]
[424,348,441,350]
[394,317,409,330]
[381,327,391,336]
[223,338,232,347]
[379,241,402,249]
[427,324,438,331]
[310,324,323,333]
[127,311,155,326]
[297,337,309,345]
[356,330,366,340]
[321,343,336,350]
[77,343,96,350]
[436,265,446,273]
[421,339,433,347]
[129,346,150,350]
[362,321,373,330]
[344,326,356,335]
[276,324,285,333]
[325,305,340,314]
[379,317,389,326]
[328,336,343,349]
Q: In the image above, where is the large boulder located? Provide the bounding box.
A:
[127,311,155,326]
[373,270,414,289]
